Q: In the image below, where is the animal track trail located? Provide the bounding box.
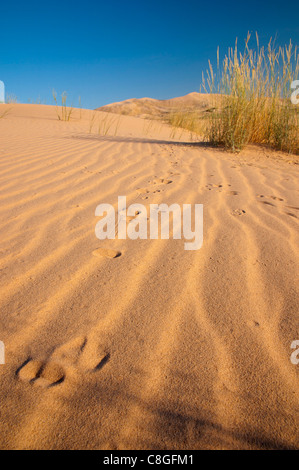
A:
[136,188,150,195]
[257,195,284,202]
[256,195,298,219]
[205,183,223,190]
[93,171,176,259]
[126,210,141,222]
[135,177,173,198]
[232,209,246,216]
[259,200,276,207]
[226,190,239,196]
[93,208,144,259]
[150,178,173,185]
[204,183,239,196]
[16,336,110,388]
[17,359,65,388]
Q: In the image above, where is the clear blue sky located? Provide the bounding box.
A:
[1,0,298,108]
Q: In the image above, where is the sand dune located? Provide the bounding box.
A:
[0,104,298,450]
[97,92,214,119]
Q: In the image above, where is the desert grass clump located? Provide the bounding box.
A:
[6,94,18,104]
[167,110,203,140]
[202,34,299,154]
[52,90,73,121]
[88,111,122,136]
[98,113,122,136]
[88,110,98,133]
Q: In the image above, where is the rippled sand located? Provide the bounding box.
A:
[0,104,298,450]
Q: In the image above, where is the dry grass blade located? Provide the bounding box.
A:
[52,90,74,121]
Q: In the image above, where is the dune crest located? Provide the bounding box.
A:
[96,92,214,119]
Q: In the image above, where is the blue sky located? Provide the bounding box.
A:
[1,0,298,108]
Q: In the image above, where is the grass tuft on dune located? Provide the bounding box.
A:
[202,33,299,154]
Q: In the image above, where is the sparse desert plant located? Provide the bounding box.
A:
[52,90,74,121]
[167,110,203,140]
[98,113,120,136]
[88,111,122,136]
[6,94,18,104]
[202,33,299,154]
[113,115,122,136]
[142,118,165,139]
[143,118,156,136]
[27,97,44,104]
[88,110,98,133]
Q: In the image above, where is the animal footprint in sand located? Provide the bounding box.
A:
[93,248,122,259]
[284,206,299,219]
[151,178,173,185]
[285,212,298,219]
[232,209,246,216]
[257,195,284,202]
[136,178,173,197]
[259,200,275,206]
[226,190,239,196]
[17,359,65,388]
[256,196,298,219]
[17,337,110,388]
[127,210,141,222]
[205,183,223,191]
[136,188,150,195]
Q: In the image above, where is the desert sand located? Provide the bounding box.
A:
[0,103,298,450]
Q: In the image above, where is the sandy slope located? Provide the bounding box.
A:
[0,104,298,450]
[97,92,214,119]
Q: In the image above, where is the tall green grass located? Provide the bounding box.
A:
[202,34,299,154]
